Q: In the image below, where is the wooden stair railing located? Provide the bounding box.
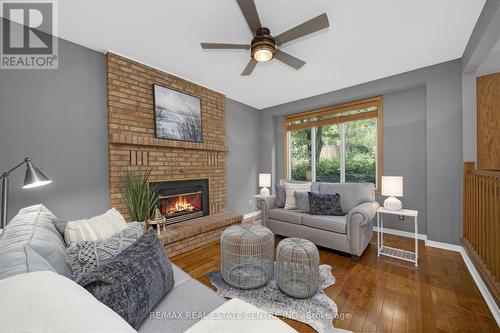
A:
[463,162,500,305]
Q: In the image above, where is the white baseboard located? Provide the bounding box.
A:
[460,248,500,326]
[243,210,261,220]
[373,226,427,241]
[424,239,462,252]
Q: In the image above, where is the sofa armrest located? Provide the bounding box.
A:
[346,201,380,256]
[256,196,276,226]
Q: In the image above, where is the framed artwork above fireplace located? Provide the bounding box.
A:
[153,84,203,143]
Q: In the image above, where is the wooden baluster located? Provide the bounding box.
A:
[496,181,500,280]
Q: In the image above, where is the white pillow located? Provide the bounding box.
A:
[0,271,136,333]
[284,182,311,210]
[65,208,127,245]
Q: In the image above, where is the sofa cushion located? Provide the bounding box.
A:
[65,208,127,245]
[139,278,225,333]
[66,221,144,275]
[284,182,311,210]
[301,214,347,234]
[317,182,374,211]
[294,191,310,213]
[275,184,286,208]
[0,204,71,280]
[0,271,136,333]
[269,208,304,225]
[75,229,174,329]
[308,192,343,216]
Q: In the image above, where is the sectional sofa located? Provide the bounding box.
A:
[0,204,297,333]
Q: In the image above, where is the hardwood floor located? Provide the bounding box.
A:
[171,232,499,333]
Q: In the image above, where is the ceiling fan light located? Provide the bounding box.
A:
[252,42,275,63]
[254,48,273,62]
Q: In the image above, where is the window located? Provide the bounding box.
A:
[285,97,382,191]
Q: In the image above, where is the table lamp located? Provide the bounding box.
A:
[1,157,52,228]
[259,173,271,196]
[381,176,403,211]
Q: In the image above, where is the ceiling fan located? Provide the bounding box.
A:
[200,0,330,76]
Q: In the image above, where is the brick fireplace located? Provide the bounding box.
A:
[106,53,241,256]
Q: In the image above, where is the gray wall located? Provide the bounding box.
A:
[225,98,260,215]
[0,35,109,221]
[259,60,463,244]
[379,86,427,233]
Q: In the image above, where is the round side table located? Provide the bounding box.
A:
[220,224,274,289]
[276,237,319,298]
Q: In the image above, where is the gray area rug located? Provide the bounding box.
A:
[206,264,338,333]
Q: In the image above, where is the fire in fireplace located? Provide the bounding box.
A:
[160,191,203,221]
[151,178,209,225]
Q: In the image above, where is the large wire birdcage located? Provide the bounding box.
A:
[276,237,319,298]
[220,224,274,289]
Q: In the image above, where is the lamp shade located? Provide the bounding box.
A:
[259,173,271,187]
[381,176,403,197]
[23,160,52,189]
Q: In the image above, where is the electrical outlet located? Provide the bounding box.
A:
[399,215,405,221]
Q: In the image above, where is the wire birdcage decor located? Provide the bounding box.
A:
[220,224,275,289]
[276,237,319,298]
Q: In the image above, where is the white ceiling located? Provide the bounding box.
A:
[56,0,485,109]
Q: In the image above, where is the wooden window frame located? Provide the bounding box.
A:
[284,96,383,193]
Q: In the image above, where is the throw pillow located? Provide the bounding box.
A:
[308,192,344,216]
[284,182,311,210]
[66,222,144,275]
[65,208,127,245]
[294,191,310,213]
[275,184,286,208]
[52,218,68,238]
[74,229,174,330]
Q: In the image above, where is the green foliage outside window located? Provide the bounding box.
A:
[289,118,376,184]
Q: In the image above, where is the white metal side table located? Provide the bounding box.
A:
[377,207,418,266]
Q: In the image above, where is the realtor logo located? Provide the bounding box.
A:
[1,1,58,69]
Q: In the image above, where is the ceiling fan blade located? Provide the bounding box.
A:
[241,58,257,76]
[201,43,250,50]
[236,0,262,34]
[274,50,306,70]
[274,13,330,46]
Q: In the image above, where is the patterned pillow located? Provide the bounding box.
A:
[308,192,344,216]
[284,182,312,210]
[66,222,144,275]
[65,208,128,245]
[74,229,174,330]
[294,191,310,213]
[275,184,286,208]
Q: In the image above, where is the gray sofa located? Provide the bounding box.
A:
[0,204,224,333]
[257,182,380,259]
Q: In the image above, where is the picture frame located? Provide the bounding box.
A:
[153,84,203,143]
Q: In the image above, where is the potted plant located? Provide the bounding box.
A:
[121,170,159,228]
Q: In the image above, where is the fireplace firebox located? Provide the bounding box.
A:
[151,179,209,224]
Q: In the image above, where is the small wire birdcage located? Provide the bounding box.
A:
[220,224,274,289]
[276,237,319,298]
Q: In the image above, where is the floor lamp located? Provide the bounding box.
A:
[1,157,52,229]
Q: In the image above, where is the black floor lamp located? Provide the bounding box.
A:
[1,157,52,229]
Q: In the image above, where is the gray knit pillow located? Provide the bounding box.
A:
[74,229,174,330]
[66,222,144,275]
[275,184,286,208]
[294,191,310,213]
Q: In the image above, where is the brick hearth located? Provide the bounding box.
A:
[159,212,242,257]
